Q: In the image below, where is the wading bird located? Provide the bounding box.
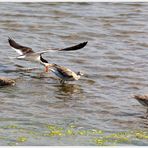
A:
[0,77,15,86]
[134,94,148,118]
[48,63,83,84]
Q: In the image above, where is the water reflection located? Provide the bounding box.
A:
[54,83,84,101]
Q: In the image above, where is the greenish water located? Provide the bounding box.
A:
[0,123,148,146]
[0,2,148,146]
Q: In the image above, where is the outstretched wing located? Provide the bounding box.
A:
[37,41,88,55]
[58,41,88,51]
[8,37,34,55]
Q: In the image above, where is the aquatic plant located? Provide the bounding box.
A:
[0,123,148,146]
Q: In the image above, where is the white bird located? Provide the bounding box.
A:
[48,63,83,84]
[8,37,88,72]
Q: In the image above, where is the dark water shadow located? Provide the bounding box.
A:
[53,83,84,102]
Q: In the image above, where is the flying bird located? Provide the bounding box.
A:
[8,37,88,72]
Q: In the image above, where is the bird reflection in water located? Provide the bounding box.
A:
[54,83,84,102]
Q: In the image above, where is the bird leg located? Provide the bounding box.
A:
[146,108,148,118]
[45,66,49,73]
[44,64,53,73]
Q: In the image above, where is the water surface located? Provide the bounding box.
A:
[0,2,148,146]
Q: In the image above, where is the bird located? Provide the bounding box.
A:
[8,37,88,72]
[134,94,148,118]
[48,63,83,84]
[0,77,15,86]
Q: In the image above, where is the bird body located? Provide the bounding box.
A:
[48,64,83,84]
[0,77,15,86]
[134,95,148,107]
[134,94,148,118]
[15,52,47,64]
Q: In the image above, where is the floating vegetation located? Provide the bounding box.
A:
[133,131,148,140]
[94,131,131,146]
[17,136,28,143]
[0,123,148,146]
[2,125,19,129]
[94,130,148,146]
[65,129,75,135]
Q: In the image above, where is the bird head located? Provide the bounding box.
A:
[77,71,84,76]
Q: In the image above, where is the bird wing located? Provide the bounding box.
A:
[54,65,74,78]
[37,41,88,54]
[8,37,34,55]
[57,41,88,51]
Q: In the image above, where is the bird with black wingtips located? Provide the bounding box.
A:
[48,63,83,84]
[8,37,88,72]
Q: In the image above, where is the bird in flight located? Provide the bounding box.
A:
[8,37,88,72]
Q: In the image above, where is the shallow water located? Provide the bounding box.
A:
[0,2,148,146]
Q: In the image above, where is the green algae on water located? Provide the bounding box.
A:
[1,123,148,146]
[17,136,28,143]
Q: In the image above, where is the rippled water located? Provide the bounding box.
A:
[0,2,148,146]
